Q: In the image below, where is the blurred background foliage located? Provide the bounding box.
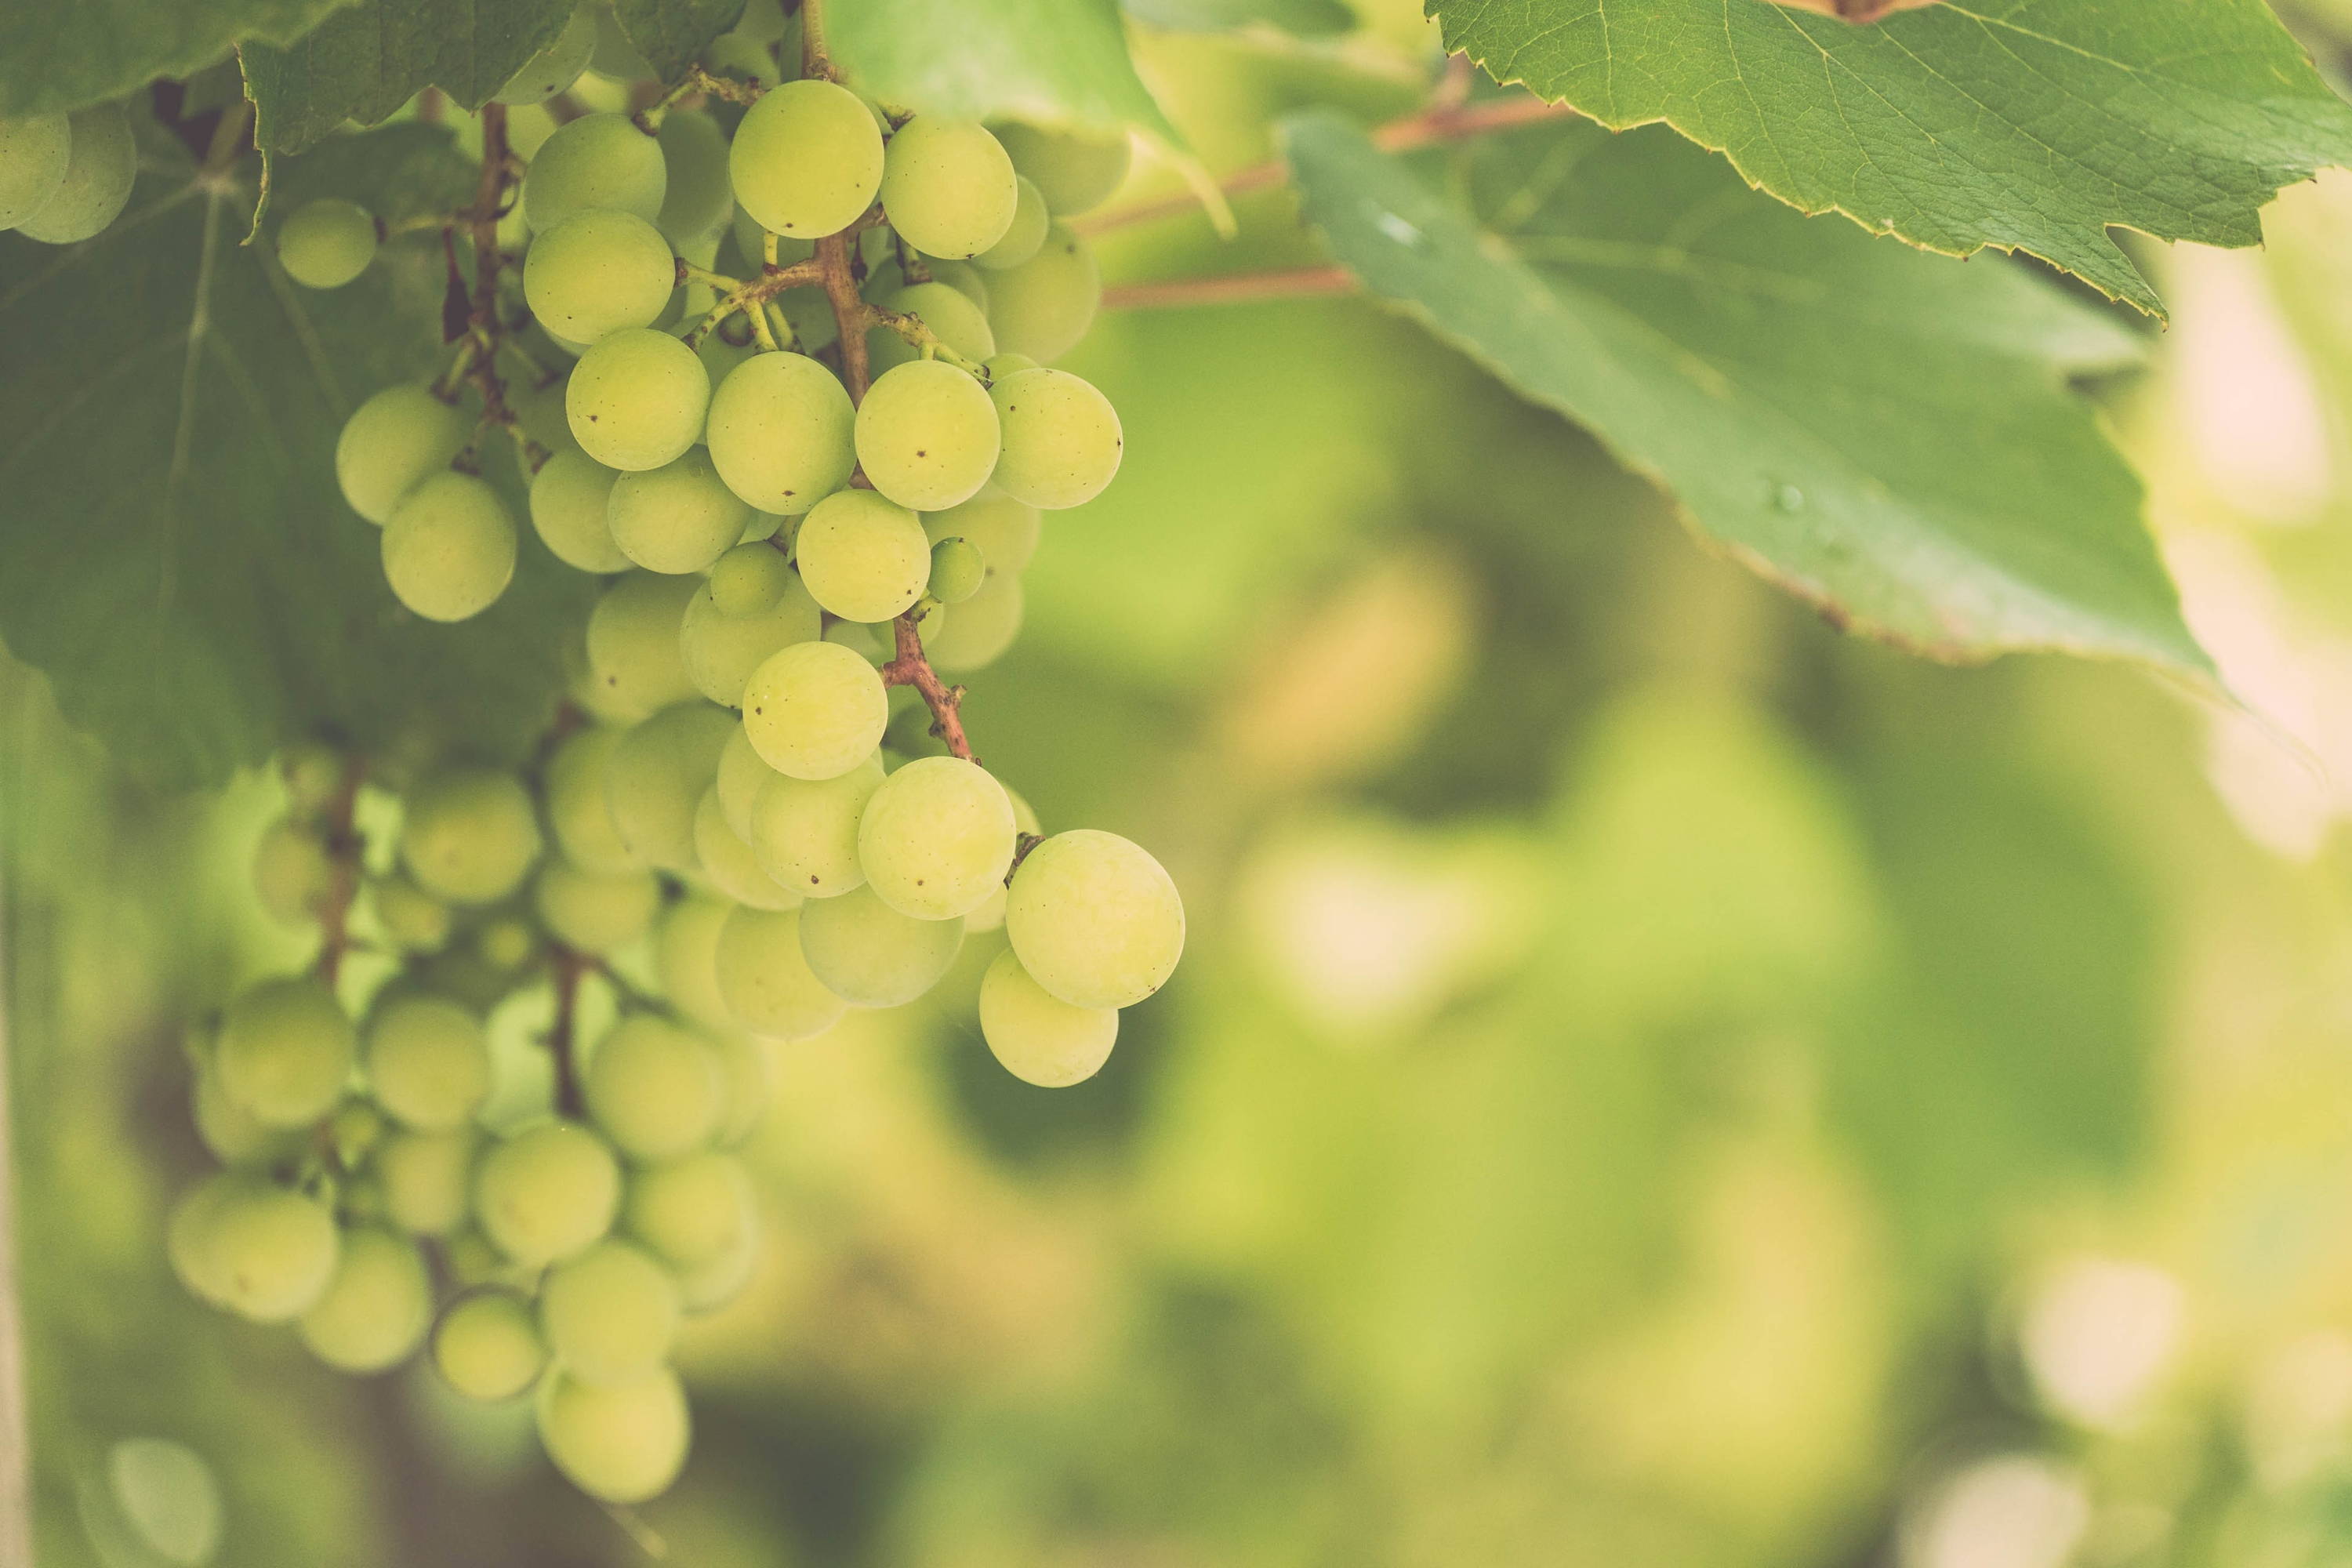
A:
[20,2,2352,1564]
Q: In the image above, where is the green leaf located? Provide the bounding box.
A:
[239,0,575,153]
[1123,0,1354,35]
[612,0,744,81]
[1280,110,2208,673]
[0,0,358,118]
[0,124,584,789]
[1428,0,2352,318]
[826,0,1181,141]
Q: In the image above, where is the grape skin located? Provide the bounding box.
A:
[277,199,378,290]
[740,641,889,781]
[544,725,641,873]
[433,1288,546,1401]
[586,571,702,720]
[376,1127,477,1237]
[366,993,491,1131]
[534,859,661,952]
[383,472,519,622]
[494,4,597,103]
[717,724,782,840]
[927,539,985,604]
[537,1367,691,1504]
[475,1121,622,1266]
[191,1065,295,1167]
[974,176,1049,271]
[0,112,71,230]
[692,788,800,909]
[857,757,1017,920]
[568,328,710,472]
[522,112,666,232]
[679,564,822,706]
[337,384,472,525]
[529,449,629,573]
[749,750,884,898]
[797,885,964,1008]
[655,109,734,245]
[868,281,996,377]
[713,906,850,1040]
[194,1179,343,1323]
[706,350,857,515]
[655,895,739,1033]
[297,1227,434,1373]
[539,1239,681,1385]
[880,118,1018,260]
[606,448,751,575]
[604,701,735,871]
[1006,829,1185,1008]
[978,947,1118,1087]
[922,570,1023,673]
[626,1151,756,1266]
[524,209,676,343]
[402,768,543,905]
[584,1014,725,1160]
[989,368,1123,510]
[923,485,1040,575]
[985,223,1100,364]
[15,103,135,245]
[855,360,1002,513]
[217,977,357,1129]
[706,541,797,617]
[729,79,884,239]
[793,488,931,624]
[252,817,333,926]
[992,122,1133,217]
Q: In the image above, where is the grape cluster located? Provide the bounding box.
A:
[1,100,136,245]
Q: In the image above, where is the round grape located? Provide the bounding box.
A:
[383,471,517,622]
[544,725,641,873]
[716,723,781,840]
[193,1179,341,1323]
[523,112,666,232]
[568,327,709,471]
[989,367,1122,509]
[626,1151,755,1267]
[494,3,597,103]
[655,108,733,244]
[868,281,996,377]
[857,757,1016,920]
[537,1368,691,1504]
[475,1121,622,1265]
[854,359,1000,512]
[1006,829,1184,1008]
[748,750,883,898]
[433,1288,546,1400]
[168,1178,238,1305]
[217,976,356,1129]
[927,260,990,312]
[729,79,883,239]
[336,383,471,525]
[654,895,736,1033]
[252,817,333,925]
[710,1030,771,1146]
[606,447,750,575]
[528,449,628,572]
[402,768,542,904]
[741,641,888,780]
[927,538,985,604]
[584,1014,724,1160]
[0,113,71,230]
[985,223,1099,364]
[923,485,1040,575]
[974,176,1048,271]
[978,946,1118,1087]
[922,569,1022,671]
[534,859,661,952]
[539,1238,681,1385]
[191,1065,296,1167]
[797,884,964,1008]
[377,1127,477,1236]
[710,905,848,1040]
[297,1226,433,1373]
[692,788,800,909]
[276,198,378,289]
[524,208,675,343]
[793,488,929,623]
[605,701,734,870]
[15,103,134,245]
[992,122,1131,216]
[706,350,856,515]
[366,993,490,1131]
[586,571,702,719]
[879,118,1016,259]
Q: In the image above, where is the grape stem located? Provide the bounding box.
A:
[311,750,369,989]
[867,307,987,375]
[545,946,590,1119]
[447,103,550,473]
[880,618,975,763]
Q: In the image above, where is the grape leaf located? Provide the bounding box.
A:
[612,0,745,81]
[239,0,576,153]
[1428,0,2352,318]
[1124,0,1355,34]
[826,0,1181,141]
[0,0,358,118]
[0,123,584,789]
[1280,111,2208,673]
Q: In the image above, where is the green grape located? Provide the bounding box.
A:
[825,617,890,664]
[741,641,889,780]
[705,540,797,617]
[369,875,452,951]
[15,103,134,245]
[279,740,346,815]
[539,1238,681,1384]
[716,724,781,840]
[168,1178,237,1305]
[474,916,538,971]
[922,485,1040,575]
[963,786,1040,935]
[655,109,733,244]
[974,176,1048,271]
[544,725,640,873]
[376,1126,477,1236]
[524,209,676,343]
[252,817,333,925]
[854,360,1000,512]
[706,350,857,515]
[797,885,964,1008]
[868,281,997,376]
[383,471,519,622]
[729,78,884,239]
[626,1151,755,1266]
[693,788,800,909]
[585,1013,727,1159]
[792,488,929,623]
[217,977,357,1129]
[710,1026,770,1145]
[982,351,1039,381]
[0,112,71,230]
[709,905,846,1040]
[534,859,661,953]
[677,1228,759,1312]
[880,117,1018,260]
[191,1064,297,1166]
[985,223,1099,363]
[655,895,736,1032]
[366,993,491,1131]
[297,1226,434,1373]
[731,208,816,277]
[585,571,702,719]
[989,367,1122,510]
[927,538,985,604]
[567,327,709,471]
[433,1288,546,1400]
[536,1367,691,1504]
[522,111,666,232]
[514,372,582,459]
[330,1098,387,1167]
[1006,829,1185,1008]
[195,1178,343,1323]
[276,198,378,289]
[773,285,839,354]
[992,122,1131,216]
[402,768,542,904]
[606,448,750,575]
[528,449,627,573]
[927,260,990,312]
[336,383,471,525]
[476,1121,622,1265]
[494,2,598,103]
[747,750,882,898]
[921,569,1022,672]
[978,946,1118,1087]
[700,34,781,91]
[856,757,1015,920]
[605,701,734,871]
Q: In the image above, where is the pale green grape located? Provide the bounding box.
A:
[524,208,676,343]
[927,260,989,312]
[1005,829,1184,1008]
[297,1226,433,1373]
[276,198,378,289]
[655,109,733,244]
[522,112,666,232]
[792,488,929,623]
[964,786,1038,934]
[729,79,883,239]
[168,1178,238,1305]
[989,367,1122,509]
[535,859,661,952]
[982,351,1039,381]
[475,916,538,971]
[676,1228,758,1312]
[706,541,794,617]
[921,569,1022,672]
[712,1026,772,1140]
[383,472,518,622]
[402,768,543,904]
[748,750,882,898]
[494,3,597,103]
[0,112,70,230]
[567,327,709,471]
[825,617,890,664]
[217,977,356,1129]
[879,117,1018,259]
[607,448,750,575]
[856,757,1015,920]
[605,701,734,870]
[705,350,856,514]
[978,946,1118,1087]
[366,993,491,1131]
[476,1121,622,1265]
[280,739,345,814]
[376,1126,477,1236]
[514,372,582,459]
[584,1014,724,1160]
[191,1063,298,1166]
[331,1098,388,1167]
[545,725,641,873]
[741,641,888,780]
[985,223,1099,363]
[336,383,471,524]
[252,817,333,925]
[585,571,701,720]
[536,1367,691,1504]
[626,1151,754,1266]
[655,895,736,1032]
[370,875,452,951]
[680,564,822,706]
[927,538,984,604]
[15,103,133,245]
[992,122,1131,216]
[692,788,800,909]
[195,1178,342,1323]
[867,281,997,376]
[973,176,1048,271]
[539,1238,680,1384]
[854,360,1000,512]
[712,906,848,1039]
[716,724,780,840]
[699,34,780,92]
[528,449,628,573]
[923,485,1040,575]
[433,1288,546,1400]
[797,885,963,1008]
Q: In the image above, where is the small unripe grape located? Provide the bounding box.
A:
[1006,829,1184,1008]
[539,1238,681,1385]
[366,993,491,1131]
[993,122,1132,216]
[655,895,736,1033]
[217,976,357,1129]
[169,1177,238,1305]
[681,569,822,707]
[692,789,800,909]
[402,768,542,905]
[433,1288,546,1400]
[568,327,709,472]
[797,884,964,1008]
[706,541,797,618]
[868,281,996,377]
[336,383,471,525]
[376,1126,477,1236]
[748,750,883,898]
[607,448,750,575]
[194,1178,342,1323]
[536,1368,691,1504]
[985,223,1099,363]
[922,485,1040,575]
[854,360,1000,512]
[0,112,71,230]
[370,875,452,951]
[700,34,780,92]
[583,1014,724,1160]
[252,816,335,925]
[989,367,1122,509]
[529,449,628,573]
[586,571,701,720]
[626,1151,756,1266]
[523,112,666,232]
[880,118,1018,260]
[793,488,929,623]
[475,1121,622,1265]
[277,198,378,289]
[298,1226,434,1373]
[605,701,734,871]
[383,472,518,622]
[857,757,1016,920]
[706,350,856,515]
[534,859,661,953]
[730,79,884,239]
[926,260,990,312]
[524,209,676,343]
[716,725,781,840]
[494,3,598,103]
[279,740,346,815]
[192,1065,297,1166]
[15,103,134,245]
[655,109,733,244]
[927,538,985,604]
[922,569,1022,672]
[741,641,888,780]
[544,724,641,873]
[979,947,1118,1087]
[974,176,1048,271]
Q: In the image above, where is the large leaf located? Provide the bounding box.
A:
[612,0,746,81]
[0,0,358,118]
[1280,110,2208,673]
[826,0,1181,140]
[1428,0,2352,318]
[0,124,583,788]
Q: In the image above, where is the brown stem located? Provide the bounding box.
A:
[456,106,548,470]
[1102,266,1356,310]
[546,947,587,1119]
[312,752,368,989]
[881,617,975,762]
[815,230,873,401]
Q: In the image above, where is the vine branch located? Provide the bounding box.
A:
[546,946,588,1120]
